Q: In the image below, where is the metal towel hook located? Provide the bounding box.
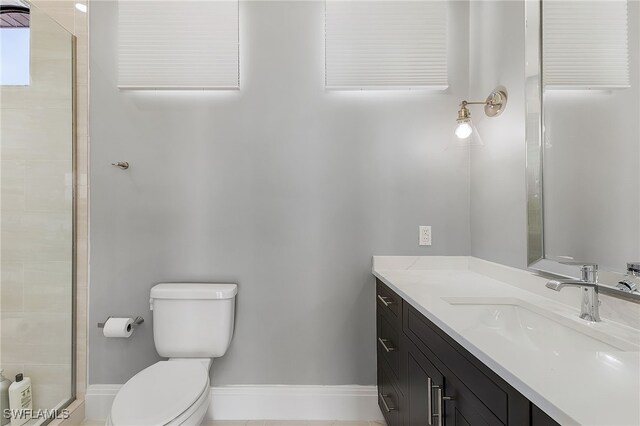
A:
[111,161,129,170]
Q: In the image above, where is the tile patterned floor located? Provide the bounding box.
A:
[81,421,386,426]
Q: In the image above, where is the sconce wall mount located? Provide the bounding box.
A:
[455,88,508,140]
[482,89,508,117]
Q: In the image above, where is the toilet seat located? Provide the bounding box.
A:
[109,361,209,426]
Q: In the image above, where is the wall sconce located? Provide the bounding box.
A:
[455,88,508,140]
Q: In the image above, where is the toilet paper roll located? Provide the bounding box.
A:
[103,317,134,338]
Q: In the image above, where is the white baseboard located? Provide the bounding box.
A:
[85,385,120,422]
[85,384,384,421]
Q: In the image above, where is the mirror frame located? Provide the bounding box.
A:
[524,0,640,301]
[525,0,543,269]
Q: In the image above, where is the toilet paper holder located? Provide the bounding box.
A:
[97,316,144,329]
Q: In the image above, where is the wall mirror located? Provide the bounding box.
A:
[526,0,640,300]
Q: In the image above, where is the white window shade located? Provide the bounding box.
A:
[325,0,448,90]
[543,0,630,89]
[118,0,239,89]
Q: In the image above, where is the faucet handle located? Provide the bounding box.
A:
[579,264,598,283]
[576,263,598,272]
[558,261,598,283]
[627,262,640,277]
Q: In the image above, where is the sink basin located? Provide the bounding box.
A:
[441,297,638,353]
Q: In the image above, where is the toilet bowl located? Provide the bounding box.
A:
[106,360,211,426]
[107,283,237,426]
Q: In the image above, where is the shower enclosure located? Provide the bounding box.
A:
[1,0,76,423]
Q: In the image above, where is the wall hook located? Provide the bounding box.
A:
[112,161,129,170]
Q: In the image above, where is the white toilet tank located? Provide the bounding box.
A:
[150,283,237,358]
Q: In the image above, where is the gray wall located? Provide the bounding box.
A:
[469,0,528,269]
[89,1,471,385]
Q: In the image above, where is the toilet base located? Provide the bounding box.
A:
[106,379,210,426]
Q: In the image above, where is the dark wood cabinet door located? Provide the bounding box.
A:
[407,341,503,426]
[442,375,503,426]
[403,301,530,425]
[407,342,443,425]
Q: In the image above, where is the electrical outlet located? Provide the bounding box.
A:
[419,226,432,246]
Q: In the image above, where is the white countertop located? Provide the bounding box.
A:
[372,256,640,426]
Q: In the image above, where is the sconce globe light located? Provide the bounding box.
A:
[454,88,508,140]
[455,104,473,139]
[455,120,473,139]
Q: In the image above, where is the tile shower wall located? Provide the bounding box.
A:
[27,0,90,401]
[0,5,75,410]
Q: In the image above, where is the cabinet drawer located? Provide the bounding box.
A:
[377,357,403,426]
[376,280,401,326]
[405,305,509,424]
[377,312,400,380]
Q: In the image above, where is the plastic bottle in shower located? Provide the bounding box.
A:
[8,374,31,426]
[0,370,11,426]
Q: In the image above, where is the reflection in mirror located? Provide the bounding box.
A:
[542,0,639,274]
[527,0,640,298]
[0,0,30,85]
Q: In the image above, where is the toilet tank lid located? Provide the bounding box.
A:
[150,283,238,300]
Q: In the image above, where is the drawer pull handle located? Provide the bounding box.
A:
[377,294,395,307]
[427,377,433,425]
[432,386,454,426]
[378,337,396,352]
[379,393,397,413]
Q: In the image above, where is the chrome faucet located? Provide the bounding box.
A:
[546,264,601,322]
[617,262,640,293]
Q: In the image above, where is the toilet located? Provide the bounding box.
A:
[106,283,237,426]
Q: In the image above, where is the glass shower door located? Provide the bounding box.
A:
[1,1,75,423]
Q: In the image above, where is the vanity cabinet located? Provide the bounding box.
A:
[376,279,560,426]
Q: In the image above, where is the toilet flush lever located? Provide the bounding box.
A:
[111,161,129,170]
